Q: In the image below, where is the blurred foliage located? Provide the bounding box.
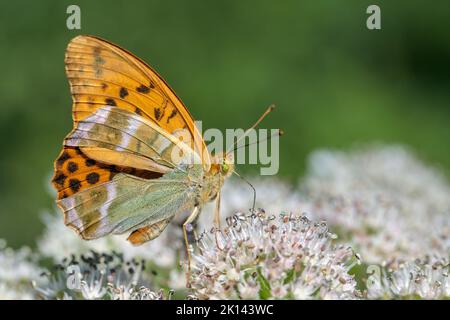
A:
[0,0,449,247]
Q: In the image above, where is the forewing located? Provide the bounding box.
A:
[65,35,210,169]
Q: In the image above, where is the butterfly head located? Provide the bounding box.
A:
[211,151,234,178]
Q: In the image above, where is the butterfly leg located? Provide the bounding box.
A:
[214,190,222,229]
[183,206,199,287]
[213,191,225,250]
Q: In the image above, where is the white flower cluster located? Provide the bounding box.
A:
[299,145,450,265]
[367,256,449,299]
[190,212,361,300]
[34,251,170,300]
[0,240,43,299]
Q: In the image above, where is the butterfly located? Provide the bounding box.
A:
[52,35,274,276]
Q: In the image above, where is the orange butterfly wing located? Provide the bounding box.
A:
[53,35,209,200]
[65,35,209,165]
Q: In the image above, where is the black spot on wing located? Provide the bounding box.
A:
[136,84,150,93]
[154,108,162,121]
[53,173,67,187]
[85,159,96,167]
[105,98,116,106]
[69,179,81,193]
[57,152,70,167]
[108,165,120,180]
[75,148,84,156]
[86,172,100,185]
[166,109,178,123]
[67,161,78,173]
[119,87,129,98]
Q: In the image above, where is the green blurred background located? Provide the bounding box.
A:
[0,0,449,248]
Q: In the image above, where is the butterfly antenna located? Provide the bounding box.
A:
[232,171,256,212]
[226,104,276,154]
[232,129,284,152]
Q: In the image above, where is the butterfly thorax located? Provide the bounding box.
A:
[198,172,224,205]
[197,152,234,205]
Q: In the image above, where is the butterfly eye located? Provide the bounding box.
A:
[222,163,229,174]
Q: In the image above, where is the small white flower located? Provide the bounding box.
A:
[367,257,449,299]
[80,278,107,300]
